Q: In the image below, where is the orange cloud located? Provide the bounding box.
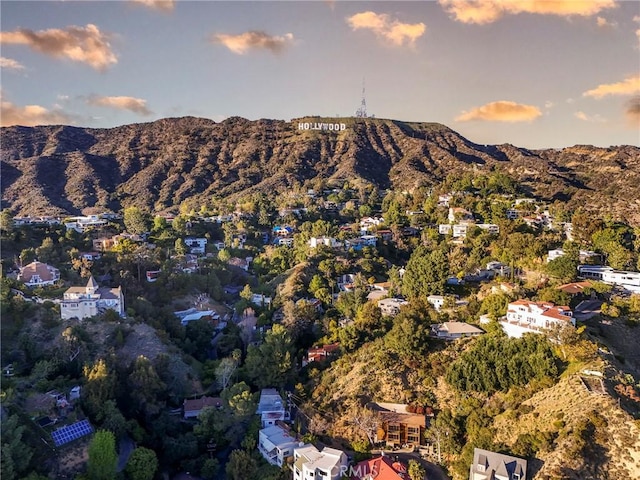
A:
[596,16,616,28]
[439,0,616,24]
[583,75,640,98]
[456,101,542,122]
[0,24,116,71]
[0,57,25,71]
[574,111,606,123]
[130,0,175,11]
[87,95,152,115]
[1,99,71,126]
[346,11,426,46]
[212,31,294,55]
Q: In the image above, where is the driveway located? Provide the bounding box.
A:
[372,449,451,480]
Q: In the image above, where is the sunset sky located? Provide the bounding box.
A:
[1,0,639,148]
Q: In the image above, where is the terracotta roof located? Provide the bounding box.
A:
[351,455,407,480]
[18,261,59,283]
[557,281,592,295]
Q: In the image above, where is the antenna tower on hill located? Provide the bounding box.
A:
[355,78,368,118]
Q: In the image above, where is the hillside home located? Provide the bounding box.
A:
[292,445,348,480]
[351,455,408,480]
[427,294,468,311]
[275,237,294,247]
[449,207,474,223]
[184,237,207,254]
[18,261,60,287]
[556,281,592,296]
[183,396,222,419]
[60,276,124,320]
[174,308,220,326]
[547,249,602,263]
[304,343,340,366]
[431,322,484,340]
[64,215,107,232]
[258,424,302,467]
[370,402,427,448]
[469,448,527,480]
[93,237,116,252]
[256,389,289,427]
[578,265,640,293]
[309,236,341,249]
[502,300,574,338]
[378,298,409,316]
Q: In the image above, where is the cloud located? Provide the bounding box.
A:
[574,111,606,123]
[211,31,294,55]
[438,0,616,24]
[626,96,640,124]
[0,57,25,71]
[636,29,640,48]
[1,99,71,127]
[583,75,640,98]
[87,95,152,115]
[346,11,426,47]
[596,16,617,28]
[130,0,175,12]
[456,100,542,122]
[0,24,116,70]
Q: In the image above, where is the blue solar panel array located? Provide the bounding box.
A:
[51,419,93,447]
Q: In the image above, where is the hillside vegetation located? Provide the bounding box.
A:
[2,116,639,225]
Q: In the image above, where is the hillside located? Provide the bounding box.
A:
[1,116,639,224]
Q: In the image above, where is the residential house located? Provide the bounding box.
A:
[183,396,222,419]
[18,261,60,287]
[449,207,474,223]
[93,237,115,252]
[371,402,427,448]
[79,251,101,261]
[292,445,348,480]
[502,300,574,338]
[251,293,272,307]
[469,448,527,480]
[228,257,249,271]
[64,215,107,232]
[275,237,294,247]
[256,389,289,428]
[273,225,294,237]
[431,322,484,340]
[351,455,408,480]
[378,298,409,316]
[578,265,640,293]
[556,281,592,296]
[174,308,220,326]
[60,276,124,320]
[258,424,302,467]
[304,343,340,366]
[547,249,602,263]
[184,237,207,255]
[427,294,468,311]
[309,236,341,249]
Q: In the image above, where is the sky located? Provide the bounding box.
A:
[1,0,639,149]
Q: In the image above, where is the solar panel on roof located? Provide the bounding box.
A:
[51,419,93,447]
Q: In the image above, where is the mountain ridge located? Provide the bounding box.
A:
[1,116,639,224]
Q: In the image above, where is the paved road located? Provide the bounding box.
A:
[374,450,451,480]
[574,299,602,320]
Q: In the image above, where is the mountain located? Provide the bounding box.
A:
[1,116,639,224]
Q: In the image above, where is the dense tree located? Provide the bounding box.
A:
[125,447,158,480]
[82,358,117,419]
[0,415,33,480]
[402,246,449,300]
[225,449,258,480]
[408,460,426,480]
[87,430,118,480]
[124,206,150,235]
[245,324,295,389]
[127,355,166,418]
[446,334,559,394]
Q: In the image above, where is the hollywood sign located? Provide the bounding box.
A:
[297,122,347,131]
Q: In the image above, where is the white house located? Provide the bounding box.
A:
[60,276,124,320]
[427,295,468,311]
[184,237,207,254]
[276,237,294,247]
[470,448,527,480]
[449,207,474,223]
[292,445,348,480]
[18,261,60,287]
[501,300,574,338]
[547,249,602,263]
[577,265,640,293]
[431,322,484,340]
[258,425,302,467]
[64,215,107,232]
[378,298,409,316]
[309,236,341,249]
[256,388,288,428]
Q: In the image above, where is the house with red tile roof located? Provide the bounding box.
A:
[502,300,575,338]
[183,396,222,419]
[18,261,60,287]
[350,454,408,480]
[304,343,340,366]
